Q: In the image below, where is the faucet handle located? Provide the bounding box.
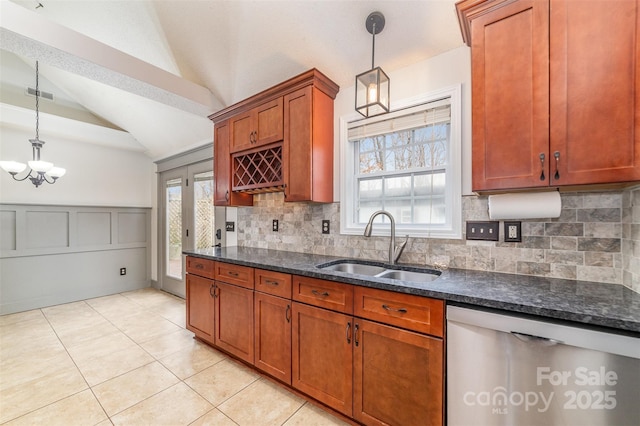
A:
[394,235,409,263]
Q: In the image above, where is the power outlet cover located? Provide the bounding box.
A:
[504,221,522,242]
[465,221,499,241]
[272,219,279,232]
[322,220,330,234]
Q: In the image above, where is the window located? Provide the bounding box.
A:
[340,85,462,239]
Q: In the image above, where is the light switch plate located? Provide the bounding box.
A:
[465,221,499,241]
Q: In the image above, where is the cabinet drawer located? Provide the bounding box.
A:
[354,286,444,337]
[186,256,215,279]
[214,262,254,289]
[293,276,353,314]
[255,269,292,298]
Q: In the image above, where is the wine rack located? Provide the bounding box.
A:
[232,143,284,193]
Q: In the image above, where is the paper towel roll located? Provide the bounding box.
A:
[488,191,562,220]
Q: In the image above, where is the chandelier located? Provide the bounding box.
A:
[0,61,66,187]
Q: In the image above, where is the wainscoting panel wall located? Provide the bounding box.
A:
[0,204,151,314]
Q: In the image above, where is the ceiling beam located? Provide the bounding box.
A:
[0,0,221,117]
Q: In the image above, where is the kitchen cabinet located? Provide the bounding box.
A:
[292,276,444,424]
[185,274,215,345]
[185,257,216,344]
[283,85,334,202]
[213,262,255,364]
[457,0,640,192]
[230,98,283,153]
[254,269,292,384]
[292,301,354,416]
[353,287,444,426]
[209,69,339,202]
[213,120,253,206]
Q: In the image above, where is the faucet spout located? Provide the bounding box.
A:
[363,210,407,264]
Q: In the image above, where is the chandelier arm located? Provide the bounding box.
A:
[9,170,35,182]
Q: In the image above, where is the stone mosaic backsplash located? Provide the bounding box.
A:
[236,187,640,293]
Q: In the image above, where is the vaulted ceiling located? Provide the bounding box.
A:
[0,0,464,159]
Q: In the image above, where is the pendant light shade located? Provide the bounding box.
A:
[355,12,390,118]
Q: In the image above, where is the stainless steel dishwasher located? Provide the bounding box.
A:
[447,305,640,426]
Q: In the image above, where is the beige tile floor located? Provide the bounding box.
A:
[0,288,350,425]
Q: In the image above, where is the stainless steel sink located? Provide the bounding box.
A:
[317,260,441,282]
[376,269,440,282]
[319,262,387,276]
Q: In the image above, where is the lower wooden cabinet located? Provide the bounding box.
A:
[354,319,444,426]
[185,273,215,345]
[254,292,292,384]
[214,281,254,364]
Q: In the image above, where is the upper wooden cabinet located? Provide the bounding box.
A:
[230,98,284,153]
[209,69,339,204]
[457,0,640,192]
[214,120,252,206]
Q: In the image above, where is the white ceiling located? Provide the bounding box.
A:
[0,0,464,159]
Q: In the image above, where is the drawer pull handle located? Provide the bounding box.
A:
[227,271,239,277]
[382,304,408,314]
[195,263,204,269]
[265,280,279,286]
[346,322,351,344]
[311,289,330,297]
[286,304,291,323]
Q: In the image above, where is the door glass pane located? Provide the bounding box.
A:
[194,171,214,249]
[166,177,182,279]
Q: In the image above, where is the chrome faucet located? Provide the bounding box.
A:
[363,210,408,265]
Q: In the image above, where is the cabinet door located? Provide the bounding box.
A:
[292,302,353,416]
[213,120,252,206]
[353,319,444,426]
[254,292,292,384]
[186,274,215,345]
[470,0,550,191]
[550,0,640,185]
[230,98,284,153]
[284,86,334,202]
[214,281,254,364]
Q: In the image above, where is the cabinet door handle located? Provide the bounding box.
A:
[346,322,351,344]
[227,271,239,277]
[354,323,360,347]
[553,151,560,180]
[311,289,330,297]
[286,304,291,323]
[382,304,408,314]
[212,283,218,298]
[209,283,215,298]
[539,153,546,181]
[265,280,279,286]
[225,190,229,202]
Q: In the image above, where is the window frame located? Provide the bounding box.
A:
[339,84,462,239]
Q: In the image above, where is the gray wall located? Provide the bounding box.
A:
[0,204,151,314]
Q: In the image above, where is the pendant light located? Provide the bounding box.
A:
[355,11,390,118]
[0,61,66,187]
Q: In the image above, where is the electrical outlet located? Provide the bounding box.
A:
[272,219,279,232]
[465,221,499,241]
[225,221,235,232]
[322,220,330,234]
[120,268,126,276]
[504,221,522,242]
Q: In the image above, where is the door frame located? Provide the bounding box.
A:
[158,160,214,298]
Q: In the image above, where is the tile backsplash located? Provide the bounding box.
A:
[237,187,640,293]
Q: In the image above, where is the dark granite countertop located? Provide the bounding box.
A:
[184,246,640,335]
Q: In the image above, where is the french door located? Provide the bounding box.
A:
[160,161,214,298]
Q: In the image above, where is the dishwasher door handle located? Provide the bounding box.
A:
[511,331,563,346]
